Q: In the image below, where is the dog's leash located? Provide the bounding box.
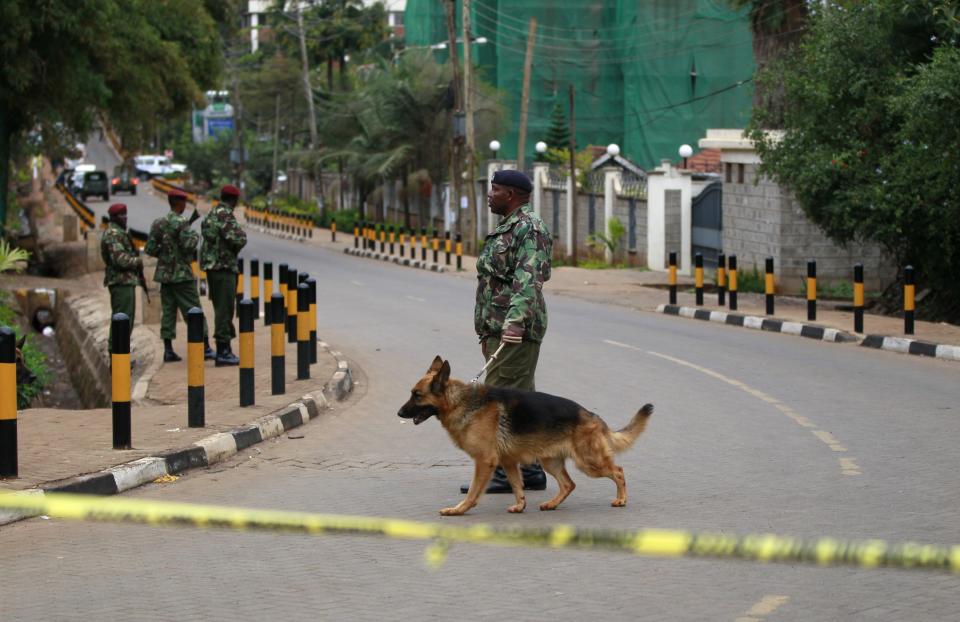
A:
[470,342,506,383]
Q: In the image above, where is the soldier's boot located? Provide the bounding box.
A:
[163,339,182,363]
[203,338,216,360]
[215,341,240,367]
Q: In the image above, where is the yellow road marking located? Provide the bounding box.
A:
[604,342,862,476]
[735,594,790,621]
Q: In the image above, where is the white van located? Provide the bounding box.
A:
[134,155,175,178]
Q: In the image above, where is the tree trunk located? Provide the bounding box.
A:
[0,108,11,237]
[402,167,411,230]
[750,0,809,127]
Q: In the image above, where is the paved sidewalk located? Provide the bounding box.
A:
[275,227,960,356]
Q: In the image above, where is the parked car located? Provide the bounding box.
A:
[79,170,110,202]
[111,166,139,195]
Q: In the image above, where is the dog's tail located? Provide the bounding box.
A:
[608,404,653,453]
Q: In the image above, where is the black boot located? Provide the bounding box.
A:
[215,341,239,367]
[163,339,182,362]
[203,338,216,360]
[460,463,547,494]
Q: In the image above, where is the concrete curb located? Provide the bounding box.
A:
[254,226,308,244]
[860,335,960,362]
[656,304,858,343]
[343,247,447,273]
[0,340,354,527]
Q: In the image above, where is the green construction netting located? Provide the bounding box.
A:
[403,0,754,170]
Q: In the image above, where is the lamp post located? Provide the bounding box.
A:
[535,141,547,161]
[489,139,501,160]
[679,144,693,169]
[607,143,620,159]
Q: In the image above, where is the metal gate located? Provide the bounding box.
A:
[692,181,722,267]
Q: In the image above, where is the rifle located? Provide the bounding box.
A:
[128,228,151,303]
[137,266,151,303]
[188,207,201,225]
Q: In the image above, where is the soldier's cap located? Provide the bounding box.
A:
[167,188,188,201]
[107,203,127,216]
[491,170,532,193]
[220,184,241,199]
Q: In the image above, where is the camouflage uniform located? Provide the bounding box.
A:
[200,202,247,342]
[145,211,208,341]
[475,204,552,391]
[100,222,142,351]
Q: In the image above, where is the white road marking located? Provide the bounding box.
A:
[735,594,790,622]
[350,280,364,287]
[404,295,426,302]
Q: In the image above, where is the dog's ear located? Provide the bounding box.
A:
[430,360,450,394]
[428,355,444,372]
[16,335,26,350]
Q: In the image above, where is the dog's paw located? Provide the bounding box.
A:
[507,502,526,513]
[539,502,557,511]
[610,499,627,507]
[440,506,467,516]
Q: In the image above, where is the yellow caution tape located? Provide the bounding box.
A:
[1,491,958,573]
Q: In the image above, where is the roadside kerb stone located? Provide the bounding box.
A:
[343,246,446,273]
[657,304,857,343]
[860,335,960,362]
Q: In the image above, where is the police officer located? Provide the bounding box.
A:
[201,184,247,366]
[100,203,143,352]
[461,169,553,494]
[145,189,214,362]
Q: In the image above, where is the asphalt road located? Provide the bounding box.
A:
[2,135,958,620]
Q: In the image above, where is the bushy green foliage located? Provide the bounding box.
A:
[749,1,960,320]
[0,292,49,409]
[587,216,627,259]
[0,240,30,273]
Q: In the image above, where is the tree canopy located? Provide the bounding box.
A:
[750,0,960,319]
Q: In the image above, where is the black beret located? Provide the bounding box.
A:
[492,169,532,193]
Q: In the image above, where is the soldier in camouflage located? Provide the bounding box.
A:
[200,184,247,366]
[462,169,553,495]
[101,203,143,352]
[145,189,214,363]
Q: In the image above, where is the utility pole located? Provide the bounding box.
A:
[568,84,578,266]
[296,5,323,210]
[516,17,537,172]
[444,0,462,242]
[229,68,246,190]
[462,0,478,253]
[270,94,280,197]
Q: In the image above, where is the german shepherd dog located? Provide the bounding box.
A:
[398,356,653,516]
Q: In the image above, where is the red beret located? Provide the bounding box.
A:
[220,184,241,198]
[108,203,127,216]
[167,188,188,201]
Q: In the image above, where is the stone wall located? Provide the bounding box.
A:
[665,190,682,267]
[540,188,647,264]
[722,163,895,293]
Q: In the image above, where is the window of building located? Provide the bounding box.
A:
[737,163,744,184]
[725,163,732,183]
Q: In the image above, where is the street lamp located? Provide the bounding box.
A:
[679,144,693,168]
[489,139,501,160]
[535,141,547,162]
[606,143,620,159]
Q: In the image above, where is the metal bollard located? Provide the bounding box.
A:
[807,260,817,322]
[332,218,337,242]
[111,313,132,449]
[278,263,289,329]
[717,253,726,307]
[236,257,244,307]
[728,255,738,311]
[445,231,451,265]
[353,223,359,248]
[456,233,463,271]
[694,253,703,306]
[379,225,385,253]
[389,225,396,256]
[297,283,310,380]
[0,327,16,477]
[307,277,317,365]
[421,227,427,262]
[904,265,915,335]
[239,299,254,407]
[250,258,260,321]
[409,228,416,259]
[399,228,406,256]
[668,252,677,305]
[854,263,864,333]
[765,257,775,316]
[263,261,273,326]
[187,307,205,428]
[270,293,285,395]
[286,267,298,343]
[432,230,439,263]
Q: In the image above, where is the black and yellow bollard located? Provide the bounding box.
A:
[668,251,677,305]
[807,260,817,322]
[270,293,285,395]
[728,255,738,311]
[432,230,439,263]
[307,277,317,364]
[717,253,726,307]
[694,253,704,306]
[399,227,406,256]
[904,265,915,335]
[250,258,260,321]
[379,224,386,253]
[421,227,428,262]
[286,267,298,343]
[331,217,337,242]
[765,257,775,316]
[353,223,359,248]
[278,263,289,329]
[236,257,244,307]
[111,313,132,449]
[239,299,254,407]
[307,217,313,239]
[389,225,396,255]
[445,231,451,266]
[854,263,864,333]
[297,283,310,380]
[187,307,205,428]
[456,233,463,271]
[0,327,16,477]
[409,227,416,259]
[263,261,273,326]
